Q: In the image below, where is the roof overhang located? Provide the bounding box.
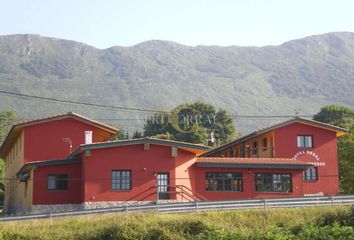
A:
[294,118,348,137]
[68,137,210,158]
[16,157,81,177]
[196,157,313,169]
[0,126,22,159]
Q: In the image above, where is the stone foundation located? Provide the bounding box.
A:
[82,201,152,209]
[31,203,83,214]
[30,201,153,214]
[24,200,184,215]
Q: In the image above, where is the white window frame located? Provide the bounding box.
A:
[297,135,313,148]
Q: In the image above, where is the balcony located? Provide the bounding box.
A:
[229,146,275,158]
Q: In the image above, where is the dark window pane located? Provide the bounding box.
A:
[304,167,317,181]
[57,175,68,190]
[263,138,268,148]
[252,141,258,155]
[112,170,132,190]
[205,172,243,192]
[47,174,68,190]
[255,173,292,192]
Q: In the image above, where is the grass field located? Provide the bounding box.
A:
[0,206,354,239]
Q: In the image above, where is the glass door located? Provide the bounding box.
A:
[157,173,169,200]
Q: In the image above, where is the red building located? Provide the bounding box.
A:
[201,118,348,198]
[0,113,348,214]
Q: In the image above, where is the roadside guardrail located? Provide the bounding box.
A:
[0,195,353,222]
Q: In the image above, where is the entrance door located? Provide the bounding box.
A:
[157,173,169,200]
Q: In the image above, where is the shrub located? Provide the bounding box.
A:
[296,223,354,240]
[0,206,353,240]
[350,205,354,227]
[317,205,354,227]
[159,219,210,237]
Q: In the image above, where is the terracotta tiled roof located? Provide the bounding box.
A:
[68,137,210,158]
[78,137,208,148]
[197,157,309,165]
[13,112,117,132]
[196,157,313,169]
[14,112,69,125]
[16,157,82,176]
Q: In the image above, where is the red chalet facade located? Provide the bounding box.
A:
[0,113,348,214]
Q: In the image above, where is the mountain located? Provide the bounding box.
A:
[0,32,354,134]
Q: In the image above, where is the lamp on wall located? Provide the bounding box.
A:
[19,172,30,182]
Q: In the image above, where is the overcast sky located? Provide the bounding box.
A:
[1,0,353,48]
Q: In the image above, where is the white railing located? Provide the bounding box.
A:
[0,195,353,222]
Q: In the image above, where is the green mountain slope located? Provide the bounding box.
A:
[0,32,353,134]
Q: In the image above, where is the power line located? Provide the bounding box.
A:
[94,115,315,120]
[230,114,314,118]
[0,174,340,181]
[0,89,315,118]
[0,90,167,113]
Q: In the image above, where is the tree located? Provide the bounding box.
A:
[313,105,354,128]
[104,122,129,141]
[0,111,19,145]
[313,105,354,193]
[110,128,129,140]
[131,131,143,139]
[144,101,237,146]
[150,132,174,140]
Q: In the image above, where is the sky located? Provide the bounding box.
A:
[0,0,353,49]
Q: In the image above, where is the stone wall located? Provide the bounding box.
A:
[29,201,153,214]
[19,200,184,215]
[82,201,152,209]
[31,203,83,214]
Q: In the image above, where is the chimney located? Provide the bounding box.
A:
[85,131,93,144]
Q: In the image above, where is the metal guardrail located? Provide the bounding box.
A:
[0,195,353,222]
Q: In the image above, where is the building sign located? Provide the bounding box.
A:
[307,161,326,166]
[293,150,320,161]
[304,192,324,196]
[292,150,326,166]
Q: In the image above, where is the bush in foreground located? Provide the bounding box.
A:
[0,206,353,240]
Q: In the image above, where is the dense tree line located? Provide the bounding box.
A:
[313,105,354,194]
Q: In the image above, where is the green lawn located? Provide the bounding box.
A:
[0,206,354,239]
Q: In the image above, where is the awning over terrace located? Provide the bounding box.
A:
[196,157,313,169]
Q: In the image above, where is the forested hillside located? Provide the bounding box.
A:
[1,32,354,133]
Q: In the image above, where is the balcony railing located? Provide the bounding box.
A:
[226,146,275,158]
